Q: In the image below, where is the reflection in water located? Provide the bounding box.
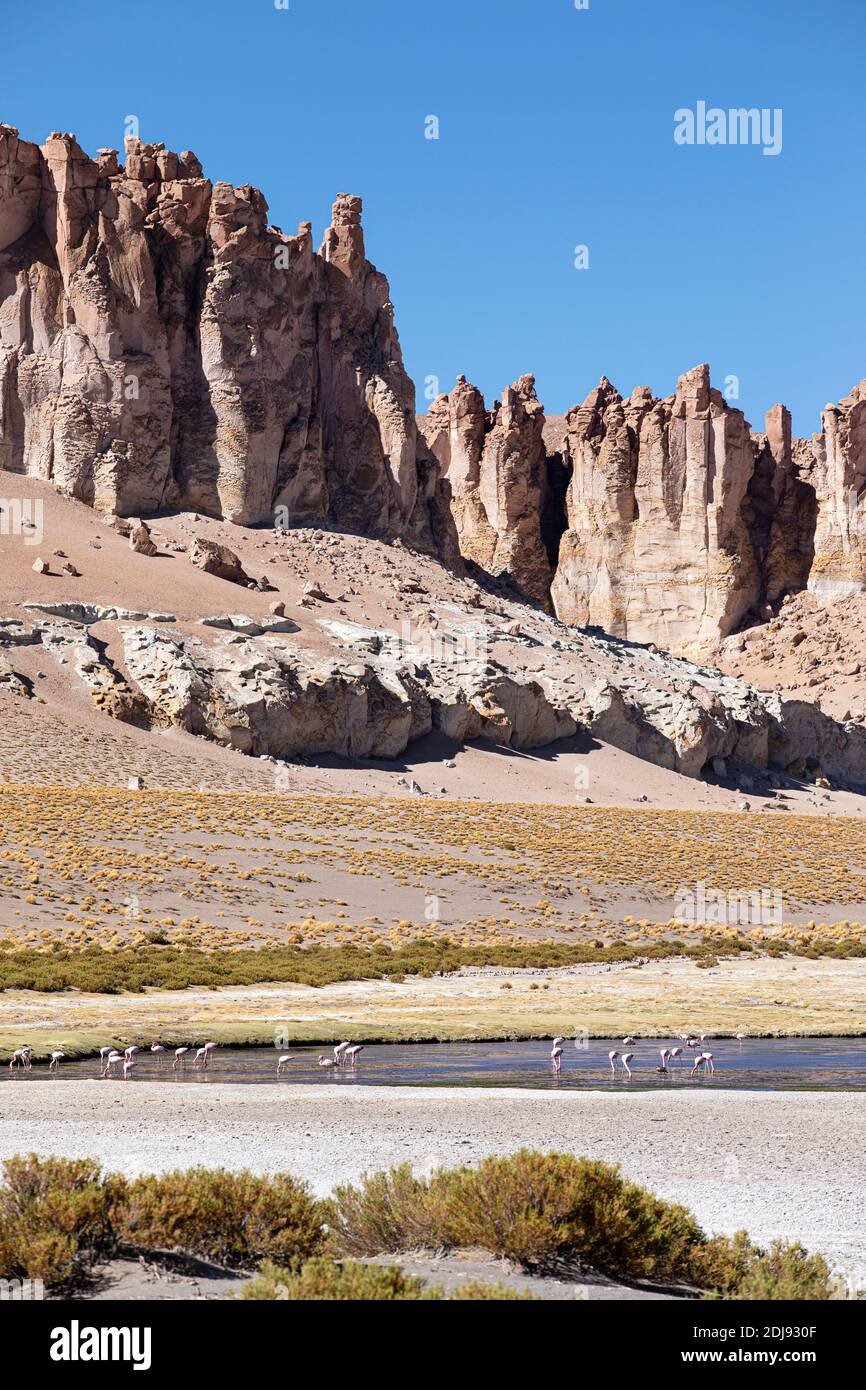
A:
[5,1037,866,1091]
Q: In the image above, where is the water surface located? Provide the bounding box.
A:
[5,1037,866,1091]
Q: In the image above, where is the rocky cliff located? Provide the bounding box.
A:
[428,366,866,656]
[0,122,456,555]
[4,119,866,661]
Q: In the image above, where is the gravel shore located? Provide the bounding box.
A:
[2,1083,864,1282]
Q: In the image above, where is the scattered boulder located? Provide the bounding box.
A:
[188,539,251,586]
[128,520,158,556]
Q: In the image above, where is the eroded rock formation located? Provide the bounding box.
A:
[4,119,866,660]
[428,367,866,656]
[0,122,450,554]
[419,374,551,606]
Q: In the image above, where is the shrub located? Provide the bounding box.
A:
[448,1279,538,1300]
[325,1164,436,1257]
[241,1257,435,1300]
[116,1167,328,1270]
[240,1258,538,1300]
[328,1150,701,1278]
[689,1231,838,1300]
[430,1151,701,1277]
[0,1154,124,1289]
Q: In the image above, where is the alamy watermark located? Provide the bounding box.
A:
[674,102,783,157]
[0,497,43,546]
[0,1276,44,1300]
[674,880,783,927]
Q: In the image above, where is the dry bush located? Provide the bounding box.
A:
[689,1231,838,1300]
[0,1154,124,1289]
[116,1167,328,1270]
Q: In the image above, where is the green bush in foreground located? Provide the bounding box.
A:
[327,1150,841,1298]
[689,1230,837,1301]
[115,1167,328,1270]
[0,1155,124,1288]
[0,1150,842,1299]
[328,1150,700,1279]
[240,1258,537,1301]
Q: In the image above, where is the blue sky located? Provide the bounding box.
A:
[5,0,865,434]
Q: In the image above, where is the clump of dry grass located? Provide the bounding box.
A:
[115,1167,327,1270]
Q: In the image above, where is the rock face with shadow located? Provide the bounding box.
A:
[418,374,551,607]
[0,123,454,559]
[9,590,866,786]
[425,365,866,661]
[3,117,866,678]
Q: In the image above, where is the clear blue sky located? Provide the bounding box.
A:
[5,0,865,434]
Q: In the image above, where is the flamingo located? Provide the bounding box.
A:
[317,1055,337,1068]
[150,1043,166,1062]
[669,1046,682,1066]
[657,1047,669,1073]
[551,1041,564,1074]
[99,1046,114,1062]
[193,1047,209,1069]
[333,1041,351,1064]
[48,1050,64,1072]
[608,1049,619,1076]
[277,1054,294,1075]
[691,1051,714,1075]
[620,1052,634,1078]
[345,1045,364,1066]
[735,1032,746,1042]
[102,1050,122,1077]
[123,1045,139,1062]
[622,1036,635,1046]
[173,1047,190,1070]
[123,1058,137,1079]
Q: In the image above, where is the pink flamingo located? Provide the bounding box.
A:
[173,1047,190,1070]
[735,1032,746,1042]
[277,1054,294,1075]
[99,1046,114,1062]
[620,1052,634,1078]
[608,1049,619,1076]
[193,1047,209,1069]
[622,1036,635,1046]
[48,1050,64,1072]
[333,1041,351,1064]
[150,1043,166,1063]
[102,1050,122,1077]
[317,1055,337,1068]
[670,1046,682,1066]
[123,1045,139,1062]
[345,1045,364,1066]
[551,1040,564,1074]
[123,1058,137,1079]
[691,1051,715,1075]
[657,1048,669,1073]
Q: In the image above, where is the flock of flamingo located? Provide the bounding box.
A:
[6,1038,367,1078]
[549,1031,747,1078]
[5,1034,743,1081]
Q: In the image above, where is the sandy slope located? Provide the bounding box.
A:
[2,466,864,814]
